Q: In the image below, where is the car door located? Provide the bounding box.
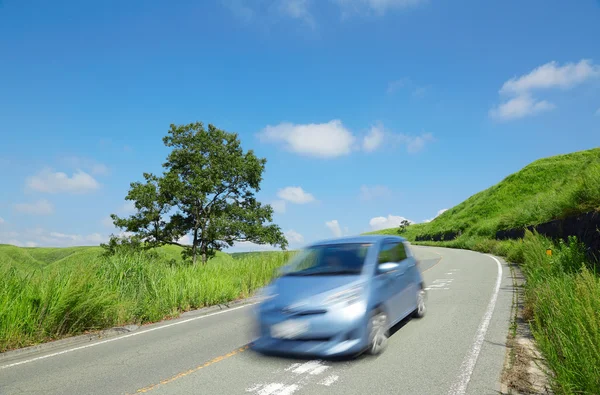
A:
[375,241,407,323]
[392,242,416,318]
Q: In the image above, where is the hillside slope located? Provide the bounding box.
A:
[371,147,600,239]
[0,244,233,272]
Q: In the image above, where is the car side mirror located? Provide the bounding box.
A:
[378,262,400,274]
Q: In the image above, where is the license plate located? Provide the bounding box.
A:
[270,320,308,339]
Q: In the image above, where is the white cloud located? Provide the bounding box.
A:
[26,168,100,194]
[369,215,414,231]
[500,60,600,95]
[13,199,54,215]
[258,119,356,158]
[271,199,287,214]
[325,219,343,237]
[491,59,600,121]
[362,125,385,152]
[489,94,555,121]
[277,186,316,204]
[285,229,305,244]
[423,208,448,223]
[260,120,434,156]
[0,217,4,224]
[359,185,392,201]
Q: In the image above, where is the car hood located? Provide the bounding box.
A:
[269,275,363,308]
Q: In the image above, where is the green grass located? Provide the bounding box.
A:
[0,245,294,352]
[368,147,600,240]
[368,147,600,394]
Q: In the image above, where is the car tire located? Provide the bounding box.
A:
[366,309,389,355]
[412,286,426,318]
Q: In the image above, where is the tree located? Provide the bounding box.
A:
[397,219,411,234]
[107,122,288,264]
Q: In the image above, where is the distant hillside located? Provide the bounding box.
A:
[0,244,233,272]
[370,147,600,240]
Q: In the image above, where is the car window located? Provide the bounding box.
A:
[282,243,372,276]
[378,242,398,264]
[378,242,407,264]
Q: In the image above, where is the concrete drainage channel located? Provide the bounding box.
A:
[0,296,258,367]
[500,263,553,395]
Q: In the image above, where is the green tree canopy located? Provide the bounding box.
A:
[106,122,288,264]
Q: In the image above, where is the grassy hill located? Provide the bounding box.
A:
[370,147,600,240]
[370,147,600,394]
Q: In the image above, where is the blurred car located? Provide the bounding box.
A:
[250,235,426,358]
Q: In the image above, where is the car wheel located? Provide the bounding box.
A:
[366,309,389,355]
[413,287,426,318]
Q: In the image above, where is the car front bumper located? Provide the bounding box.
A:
[250,302,369,358]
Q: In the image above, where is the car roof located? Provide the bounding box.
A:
[308,234,407,247]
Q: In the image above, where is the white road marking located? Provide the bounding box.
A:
[291,360,325,374]
[247,360,338,394]
[319,375,339,386]
[448,255,503,395]
[0,303,256,370]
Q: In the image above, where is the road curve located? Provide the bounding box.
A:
[0,246,513,395]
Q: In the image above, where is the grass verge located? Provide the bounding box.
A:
[413,232,599,394]
[0,249,294,353]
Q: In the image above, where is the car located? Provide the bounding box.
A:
[250,235,427,359]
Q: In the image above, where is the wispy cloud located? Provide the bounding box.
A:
[277,186,316,204]
[285,229,305,244]
[278,0,315,27]
[224,0,426,27]
[26,168,100,194]
[362,124,385,152]
[490,59,600,121]
[13,199,54,215]
[61,156,109,176]
[260,120,434,156]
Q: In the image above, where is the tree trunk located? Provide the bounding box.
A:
[192,228,199,265]
[202,249,207,265]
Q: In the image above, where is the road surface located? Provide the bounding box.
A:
[0,246,513,395]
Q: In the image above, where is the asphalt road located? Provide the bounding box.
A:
[0,246,513,395]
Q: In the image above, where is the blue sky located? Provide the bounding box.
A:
[1,0,599,250]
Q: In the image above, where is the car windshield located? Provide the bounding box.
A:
[282,243,372,276]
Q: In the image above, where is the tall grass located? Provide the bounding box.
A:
[0,250,293,353]
[412,232,600,394]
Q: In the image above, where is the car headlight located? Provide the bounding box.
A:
[255,285,277,303]
[323,285,363,307]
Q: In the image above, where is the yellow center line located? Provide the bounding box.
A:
[128,344,249,394]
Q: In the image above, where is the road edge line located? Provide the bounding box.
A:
[0,302,256,370]
[448,254,503,395]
